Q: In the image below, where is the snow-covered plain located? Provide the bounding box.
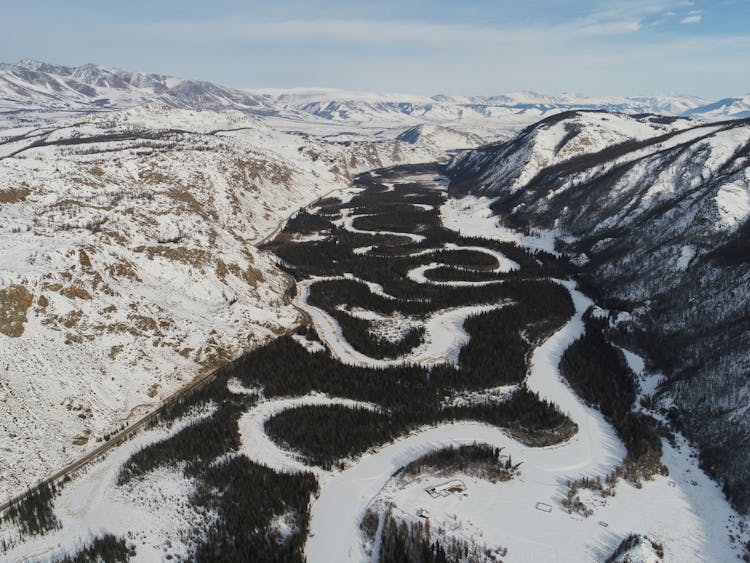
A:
[404,242,520,287]
[238,393,381,475]
[297,277,508,368]
[333,208,427,243]
[448,108,750,513]
[440,194,559,253]
[2,163,746,562]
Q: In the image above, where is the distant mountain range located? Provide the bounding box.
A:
[1,59,748,124]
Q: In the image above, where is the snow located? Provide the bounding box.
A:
[297,277,508,368]
[340,306,420,345]
[405,244,519,287]
[0,101,446,502]
[333,208,426,243]
[715,180,750,230]
[291,333,326,354]
[297,173,746,562]
[676,245,696,270]
[444,243,520,272]
[352,245,375,255]
[1,405,216,562]
[440,195,559,254]
[442,384,518,408]
[608,535,662,563]
[296,272,743,563]
[2,59,749,562]
[238,393,381,475]
[406,263,503,288]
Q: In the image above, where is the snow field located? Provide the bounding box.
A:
[296,277,509,368]
[238,393,382,476]
[2,405,217,562]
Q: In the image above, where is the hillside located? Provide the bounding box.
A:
[0,103,442,501]
[2,57,750,557]
[0,59,270,112]
[448,111,750,511]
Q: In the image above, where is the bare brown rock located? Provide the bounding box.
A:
[0,188,31,204]
[0,285,33,337]
[60,285,93,301]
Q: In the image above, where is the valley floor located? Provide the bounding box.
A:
[1,165,747,562]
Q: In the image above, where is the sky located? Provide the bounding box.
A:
[1,0,748,99]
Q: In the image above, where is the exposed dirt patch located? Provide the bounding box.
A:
[197,338,233,371]
[168,187,216,220]
[216,258,229,282]
[108,345,124,359]
[60,310,84,329]
[127,313,161,336]
[51,198,112,211]
[140,169,172,185]
[79,248,92,269]
[226,262,264,287]
[0,284,33,337]
[231,157,292,186]
[60,285,93,301]
[133,245,213,271]
[0,188,31,204]
[65,332,84,344]
[101,230,130,247]
[106,257,142,282]
[72,435,89,446]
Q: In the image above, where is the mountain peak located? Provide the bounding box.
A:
[16,58,73,75]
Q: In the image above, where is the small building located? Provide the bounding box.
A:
[425,480,467,498]
[417,508,431,519]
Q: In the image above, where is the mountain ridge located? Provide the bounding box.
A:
[3,59,746,123]
[447,110,750,512]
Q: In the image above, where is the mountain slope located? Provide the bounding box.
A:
[0,59,271,112]
[396,123,484,151]
[0,103,440,502]
[686,95,750,120]
[448,111,750,512]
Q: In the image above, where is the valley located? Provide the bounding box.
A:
[3,164,747,562]
[1,58,749,562]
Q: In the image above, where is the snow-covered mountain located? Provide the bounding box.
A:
[1,57,748,512]
[0,60,732,137]
[685,95,750,120]
[396,123,485,151]
[254,86,713,141]
[448,110,750,512]
[0,59,271,112]
[0,102,444,501]
[255,86,708,123]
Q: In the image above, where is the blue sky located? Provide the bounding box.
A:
[2,0,748,98]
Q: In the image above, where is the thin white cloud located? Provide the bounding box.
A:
[132,15,647,50]
[8,0,743,98]
[681,10,703,24]
[128,1,707,48]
